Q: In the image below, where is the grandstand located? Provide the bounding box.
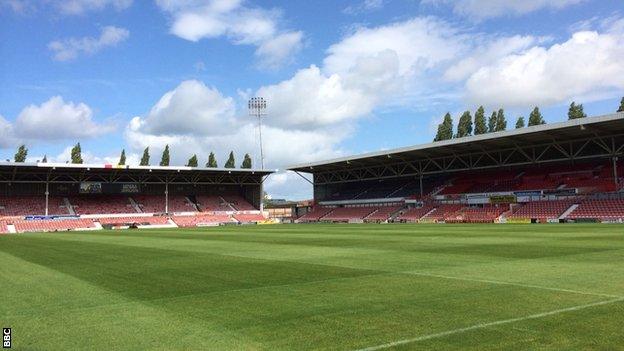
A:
[0,163,272,233]
[289,113,624,223]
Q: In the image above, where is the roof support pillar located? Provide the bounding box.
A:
[613,156,619,189]
[165,180,169,214]
[45,181,49,217]
[259,179,264,212]
[419,173,423,199]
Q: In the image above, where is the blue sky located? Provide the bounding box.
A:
[1,0,623,199]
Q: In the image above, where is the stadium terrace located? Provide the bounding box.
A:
[0,162,273,233]
[288,112,624,224]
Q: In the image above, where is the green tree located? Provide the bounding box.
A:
[474,106,487,135]
[118,149,126,165]
[160,144,170,166]
[528,107,546,126]
[224,151,236,168]
[186,154,198,167]
[41,155,47,163]
[139,147,150,166]
[515,116,525,129]
[433,112,453,141]
[241,153,252,168]
[618,97,624,112]
[455,111,473,138]
[206,152,218,168]
[487,111,497,133]
[14,145,28,162]
[495,108,507,131]
[568,102,587,119]
[71,143,83,164]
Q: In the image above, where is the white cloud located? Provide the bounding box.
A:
[47,145,139,164]
[343,0,385,15]
[255,31,304,68]
[424,0,584,20]
[139,80,237,136]
[156,0,303,68]
[54,0,132,15]
[256,65,374,129]
[324,17,465,77]
[14,96,116,140]
[444,35,542,81]
[0,0,132,15]
[48,26,129,61]
[464,26,624,107]
[0,115,16,148]
[0,0,28,13]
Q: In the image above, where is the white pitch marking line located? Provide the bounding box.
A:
[355,297,624,351]
[402,271,622,299]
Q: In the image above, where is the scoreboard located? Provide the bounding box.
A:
[79,182,140,194]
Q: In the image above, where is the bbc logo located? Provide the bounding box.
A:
[2,328,10,349]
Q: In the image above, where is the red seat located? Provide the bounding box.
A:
[0,196,68,216]
[12,219,96,233]
[133,195,196,213]
[567,199,624,220]
[172,214,231,227]
[510,200,574,219]
[234,213,266,222]
[396,205,435,221]
[97,216,170,225]
[323,207,377,221]
[365,205,403,221]
[70,196,135,215]
[297,207,334,222]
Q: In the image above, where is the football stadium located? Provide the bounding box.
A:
[1,112,623,350]
[2,1,624,350]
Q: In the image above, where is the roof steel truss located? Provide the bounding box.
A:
[312,134,624,184]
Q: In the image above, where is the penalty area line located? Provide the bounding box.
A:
[354,297,624,351]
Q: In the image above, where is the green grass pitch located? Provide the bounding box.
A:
[1,223,623,350]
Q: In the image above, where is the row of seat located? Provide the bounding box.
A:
[0,194,258,216]
[298,207,335,222]
[11,219,96,233]
[97,217,170,226]
[300,197,624,223]
[1,212,267,233]
[445,205,507,223]
[439,163,623,195]
[365,206,404,221]
[234,213,267,222]
[567,199,624,219]
[324,178,443,201]
[0,196,68,216]
[509,200,574,219]
[395,205,435,221]
[323,207,377,221]
[298,205,402,222]
[171,214,232,227]
[70,196,135,214]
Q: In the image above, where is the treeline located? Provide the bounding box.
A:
[11,142,254,169]
[135,145,253,169]
[434,97,624,142]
